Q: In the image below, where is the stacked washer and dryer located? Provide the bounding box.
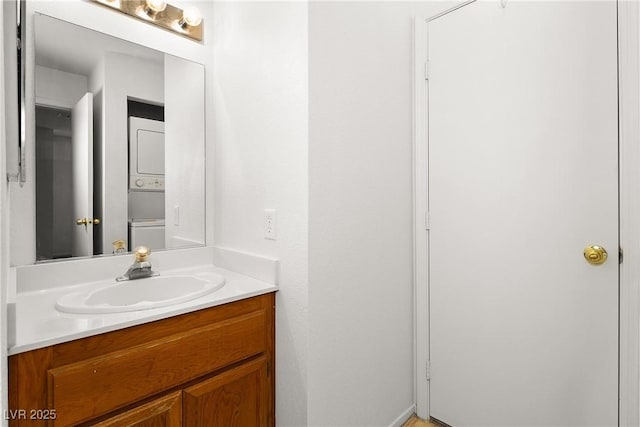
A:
[128,117,166,251]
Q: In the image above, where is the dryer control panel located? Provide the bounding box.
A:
[130,175,165,191]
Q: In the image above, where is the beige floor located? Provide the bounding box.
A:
[402,415,441,427]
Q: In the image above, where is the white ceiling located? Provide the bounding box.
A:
[35,14,164,77]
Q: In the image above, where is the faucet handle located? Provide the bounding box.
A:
[134,246,150,263]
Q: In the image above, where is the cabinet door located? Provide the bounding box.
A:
[183,357,269,427]
[90,391,181,427]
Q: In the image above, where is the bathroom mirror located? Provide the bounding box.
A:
[31,13,205,262]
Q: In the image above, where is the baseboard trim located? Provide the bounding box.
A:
[389,405,416,427]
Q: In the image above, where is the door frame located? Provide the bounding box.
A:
[413,2,640,423]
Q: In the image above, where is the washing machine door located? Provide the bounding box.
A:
[129,117,165,191]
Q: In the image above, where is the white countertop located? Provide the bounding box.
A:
[9,264,278,355]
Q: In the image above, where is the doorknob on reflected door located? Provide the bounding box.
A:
[76,218,101,225]
[584,245,608,265]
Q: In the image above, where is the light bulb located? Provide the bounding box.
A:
[145,0,167,13]
[180,7,203,27]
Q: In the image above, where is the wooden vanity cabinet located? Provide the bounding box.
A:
[9,293,275,427]
[89,391,182,427]
[183,356,269,426]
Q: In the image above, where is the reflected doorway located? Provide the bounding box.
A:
[35,105,73,260]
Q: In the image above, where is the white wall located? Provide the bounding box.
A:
[213,3,460,426]
[165,55,205,248]
[9,0,215,265]
[212,2,309,426]
[35,65,87,109]
[308,2,449,425]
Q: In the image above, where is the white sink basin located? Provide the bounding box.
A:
[55,273,225,314]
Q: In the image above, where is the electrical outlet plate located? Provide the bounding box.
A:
[264,209,276,240]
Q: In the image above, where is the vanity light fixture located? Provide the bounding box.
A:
[88,0,203,42]
[95,0,122,8]
[179,7,203,28]
[144,0,167,18]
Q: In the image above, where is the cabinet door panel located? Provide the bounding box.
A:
[184,357,268,427]
[89,391,181,427]
[49,310,266,426]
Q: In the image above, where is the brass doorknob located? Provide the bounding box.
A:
[76,218,100,225]
[584,245,608,265]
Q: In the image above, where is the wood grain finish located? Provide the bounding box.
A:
[52,297,265,367]
[9,293,275,427]
[8,348,54,427]
[90,391,182,427]
[49,311,265,426]
[402,415,444,427]
[183,357,268,427]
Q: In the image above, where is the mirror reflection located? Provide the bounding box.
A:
[33,14,205,262]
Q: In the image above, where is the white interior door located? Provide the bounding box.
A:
[428,1,618,426]
[71,92,94,257]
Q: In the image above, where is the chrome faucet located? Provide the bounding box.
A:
[116,246,159,281]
